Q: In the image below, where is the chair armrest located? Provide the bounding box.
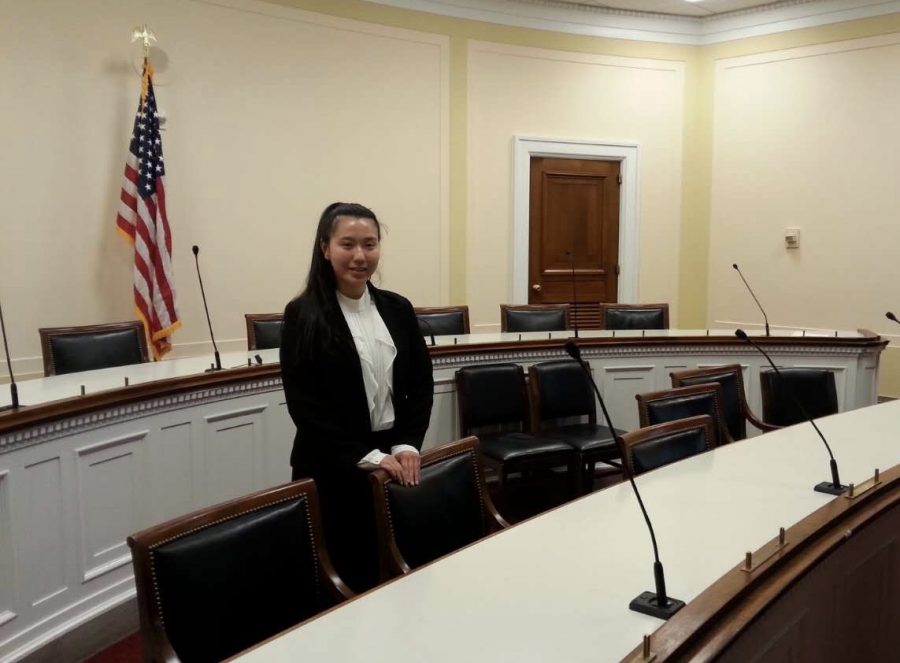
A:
[745,408,782,433]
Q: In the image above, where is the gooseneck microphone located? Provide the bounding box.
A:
[565,340,685,619]
[0,298,20,411]
[732,263,770,336]
[566,250,579,339]
[192,245,222,372]
[417,316,436,347]
[887,311,899,325]
[735,329,846,495]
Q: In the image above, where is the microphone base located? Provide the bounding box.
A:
[0,403,22,413]
[629,591,685,620]
[814,481,848,495]
[204,366,224,373]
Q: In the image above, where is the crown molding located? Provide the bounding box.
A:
[361,0,900,44]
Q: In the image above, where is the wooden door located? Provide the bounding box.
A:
[528,157,621,329]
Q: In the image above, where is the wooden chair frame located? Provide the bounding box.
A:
[127,479,353,663]
[244,313,284,351]
[670,364,778,437]
[369,436,509,581]
[597,302,669,330]
[413,305,471,335]
[499,303,571,333]
[618,415,716,477]
[38,320,149,377]
[636,382,734,446]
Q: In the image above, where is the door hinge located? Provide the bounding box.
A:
[615,264,620,276]
[617,174,622,185]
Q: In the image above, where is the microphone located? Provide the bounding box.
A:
[566,250,579,339]
[732,263,770,336]
[564,340,685,619]
[0,297,20,412]
[191,245,222,372]
[417,316,436,347]
[254,354,263,366]
[735,329,846,495]
[887,311,899,325]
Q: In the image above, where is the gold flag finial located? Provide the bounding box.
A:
[130,24,157,59]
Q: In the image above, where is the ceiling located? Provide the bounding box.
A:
[530,0,818,18]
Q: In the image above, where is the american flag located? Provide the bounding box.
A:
[116,60,180,358]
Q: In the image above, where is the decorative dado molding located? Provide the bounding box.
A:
[0,377,283,454]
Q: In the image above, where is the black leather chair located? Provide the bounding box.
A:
[127,480,353,663]
[528,360,625,495]
[455,363,577,507]
[414,305,470,336]
[500,304,570,333]
[245,313,283,351]
[671,364,778,440]
[636,382,734,446]
[598,303,669,330]
[760,368,838,426]
[370,436,508,581]
[618,415,716,476]
[39,321,149,376]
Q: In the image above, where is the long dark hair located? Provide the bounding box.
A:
[292,202,381,363]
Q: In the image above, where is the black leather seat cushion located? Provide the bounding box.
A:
[252,319,283,350]
[153,499,321,663]
[477,431,572,462]
[505,309,566,332]
[545,423,620,455]
[50,329,144,375]
[631,428,709,474]
[645,393,718,430]
[385,454,486,570]
[678,372,745,440]
[606,308,665,330]
[762,369,838,425]
[417,312,466,336]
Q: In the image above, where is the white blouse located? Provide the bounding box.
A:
[336,289,418,466]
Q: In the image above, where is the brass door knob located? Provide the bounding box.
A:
[532,284,541,291]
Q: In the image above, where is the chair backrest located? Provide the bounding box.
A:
[370,437,508,579]
[500,304,570,333]
[415,306,470,336]
[670,365,748,441]
[636,382,732,446]
[598,303,669,330]
[760,368,838,426]
[245,313,284,350]
[455,363,529,433]
[528,360,596,428]
[39,321,149,376]
[128,480,352,663]
[619,415,715,476]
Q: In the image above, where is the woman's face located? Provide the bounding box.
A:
[322,215,381,298]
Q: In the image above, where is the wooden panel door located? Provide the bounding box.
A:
[529,157,620,329]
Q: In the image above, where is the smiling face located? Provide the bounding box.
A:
[322,215,381,299]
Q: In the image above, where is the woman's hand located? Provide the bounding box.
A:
[394,451,421,486]
[378,455,407,485]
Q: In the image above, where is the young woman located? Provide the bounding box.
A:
[280,202,434,592]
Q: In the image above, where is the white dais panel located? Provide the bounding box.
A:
[0,470,15,627]
[203,404,267,506]
[149,421,194,525]
[75,431,147,582]
[22,456,67,608]
[595,364,656,431]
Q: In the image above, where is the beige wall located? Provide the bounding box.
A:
[1,0,899,394]
[0,0,449,376]
[466,41,685,330]
[706,32,900,393]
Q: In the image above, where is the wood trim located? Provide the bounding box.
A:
[38,321,149,377]
[127,479,353,663]
[0,333,887,439]
[413,306,471,334]
[244,313,284,351]
[620,463,900,662]
[499,303,571,332]
[617,415,715,477]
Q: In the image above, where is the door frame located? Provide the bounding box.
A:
[512,136,639,305]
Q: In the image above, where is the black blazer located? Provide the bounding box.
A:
[280,284,434,477]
